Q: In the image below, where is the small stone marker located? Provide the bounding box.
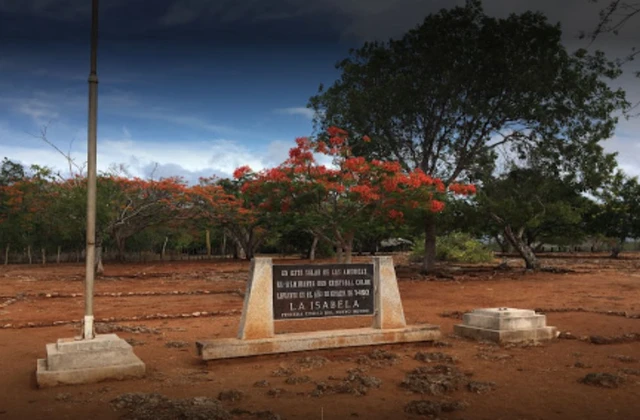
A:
[36,334,146,388]
[196,256,440,360]
[453,307,557,343]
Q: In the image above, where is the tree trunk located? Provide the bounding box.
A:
[161,236,168,261]
[57,246,61,264]
[235,240,246,260]
[422,213,437,273]
[336,246,344,263]
[221,233,227,257]
[308,235,319,261]
[95,243,104,275]
[116,235,126,262]
[610,238,624,258]
[205,229,211,257]
[27,245,32,265]
[4,244,9,265]
[343,232,355,264]
[502,225,540,270]
[41,248,46,265]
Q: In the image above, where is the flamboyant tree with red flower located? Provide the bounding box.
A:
[238,127,476,263]
[189,175,271,260]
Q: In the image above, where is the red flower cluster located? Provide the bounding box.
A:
[430,200,445,213]
[233,165,251,180]
[225,127,480,231]
[448,183,477,196]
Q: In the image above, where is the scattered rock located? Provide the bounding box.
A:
[439,311,466,319]
[230,408,281,420]
[356,349,400,367]
[579,373,625,388]
[217,389,243,402]
[574,361,591,368]
[296,356,329,370]
[311,370,382,397]
[608,355,637,363]
[588,334,640,345]
[414,352,456,364]
[164,341,190,349]
[125,338,145,347]
[95,323,161,335]
[467,381,497,394]
[253,380,270,388]
[475,352,513,362]
[111,393,231,420]
[427,341,453,348]
[271,367,295,377]
[404,400,468,416]
[401,365,467,395]
[504,341,543,349]
[267,388,285,398]
[284,376,311,385]
[619,368,640,376]
[558,331,577,340]
[55,393,72,402]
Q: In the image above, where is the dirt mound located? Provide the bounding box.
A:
[414,351,456,364]
[356,349,400,367]
[229,408,281,420]
[608,354,637,363]
[111,393,231,420]
[401,365,468,395]
[295,356,329,370]
[467,381,497,393]
[271,367,295,377]
[589,334,640,345]
[253,380,270,388]
[164,341,190,348]
[284,375,311,385]
[311,369,382,397]
[404,399,468,416]
[579,373,625,388]
[218,389,244,402]
[95,323,161,335]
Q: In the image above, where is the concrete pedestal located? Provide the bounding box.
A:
[197,325,440,360]
[454,308,557,343]
[36,334,146,388]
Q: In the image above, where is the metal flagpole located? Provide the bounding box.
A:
[83,0,99,340]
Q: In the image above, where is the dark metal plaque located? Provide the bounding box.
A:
[272,264,374,320]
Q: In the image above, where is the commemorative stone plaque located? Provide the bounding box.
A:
[273,264,374,320]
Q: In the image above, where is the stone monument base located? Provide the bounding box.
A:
[36,334,146,388]
[453,307,557,343]
[197,324,440,360]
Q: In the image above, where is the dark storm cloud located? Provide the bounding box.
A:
[1,0,637,53]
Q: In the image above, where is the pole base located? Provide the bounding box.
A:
[82,315,94,340]
[36,334,145,388]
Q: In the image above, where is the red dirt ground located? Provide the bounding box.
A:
[0,253,639,419]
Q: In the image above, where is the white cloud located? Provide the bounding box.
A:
[0,120,293,183]
[15,99,60,123]
[274,107,316,120]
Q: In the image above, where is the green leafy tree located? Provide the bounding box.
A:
[0,158,26,263]
[477,164,594,269]
[586,172,640,257]
[308,0,628,272]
